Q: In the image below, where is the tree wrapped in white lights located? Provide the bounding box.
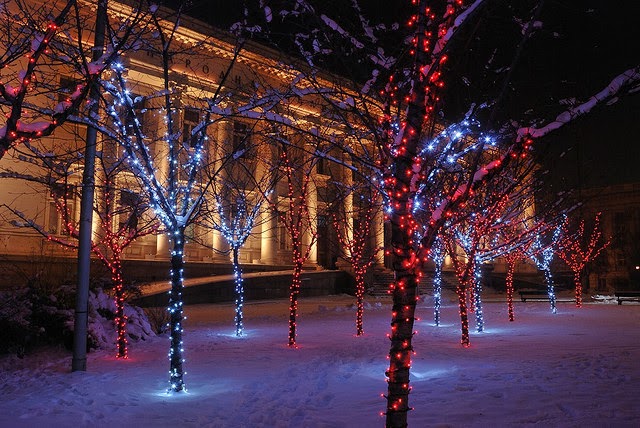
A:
[199,140,273,336]
[86,3,258,391]
[430,236,446,326]
[526,220,564,314]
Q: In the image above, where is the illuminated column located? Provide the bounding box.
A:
[303,155,318,266]
[154,105,171,259]
[156,232,169,258]
[91,134,106,243]
[211,120,231,262]
[372,196,385,266]
[256,142,278,264]
[260,207,278,264]
[343,156,354,253]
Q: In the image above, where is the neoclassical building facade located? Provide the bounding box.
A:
[0,0,386,285]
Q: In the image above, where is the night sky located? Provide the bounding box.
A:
[169,0,639,188]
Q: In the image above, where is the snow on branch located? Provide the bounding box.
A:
[517,66,640,140]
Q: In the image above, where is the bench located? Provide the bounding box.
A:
[614,291,640,305]
[519,289,549,302]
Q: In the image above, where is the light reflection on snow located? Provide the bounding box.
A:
[150,384,228,399]
[411,366,455,381]
[471,326,509,335]
[211,330,257,339]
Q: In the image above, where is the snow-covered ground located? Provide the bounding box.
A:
[1,290,639,427]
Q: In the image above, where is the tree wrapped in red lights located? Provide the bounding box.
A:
[443,233,472,345]
[0,0,140,160]
[275,0,639,422]
[431,135,542,341]
[441,188,513,344]
[497,219,549,321]
[1,136,157,359]
[330,172,384,336]
[263,133,320,348]
[558,212,610,307]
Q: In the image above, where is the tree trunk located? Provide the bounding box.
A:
[433,260,443,326]
[574,271,583,308]
[112,254,128,359]
[233,247,244,336]
[288,258,304,347]
[456,282,471,347]
[354,267,365,336]
[473,263,484,332]
[385,266,419,427]
[506,258,515,322]
[543,267,557,314]
[168,231,186,392]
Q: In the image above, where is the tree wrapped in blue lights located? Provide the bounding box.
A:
[526,221,564,314]
[200,149,272,336]
[430,236,446,326]
[86,4,255,391]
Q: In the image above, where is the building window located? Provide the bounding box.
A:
[597,277,607,292]
[316,157,329,175]
[183,108,201,148]
[615,249,626,268]
[47,183,77,235]
[614,212,626,235]
[232,121,250,157]
[185,223,197,241]
[277,211,290,251]
[124,94,145,137]
[118,189,145,232]
[58,76,78,103]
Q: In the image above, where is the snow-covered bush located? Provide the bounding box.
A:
[0,284,73,356]
[70,289,155,351]
[0,285,155,356]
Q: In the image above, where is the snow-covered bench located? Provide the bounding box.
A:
[614,291,640,305]
[519,289,549,302]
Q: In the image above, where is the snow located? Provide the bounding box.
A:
[16,121,51,133]
[1,292,638,427]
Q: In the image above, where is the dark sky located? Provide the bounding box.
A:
[169,0,639,188]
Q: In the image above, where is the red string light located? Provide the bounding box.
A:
[558,213,610,307]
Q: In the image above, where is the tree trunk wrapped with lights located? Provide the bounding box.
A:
[232,248,244,336]
[168,232,186,391]
[505,254,517,322]
[111,254,128,359]
[383,2,479,424]
[431,238,445,326]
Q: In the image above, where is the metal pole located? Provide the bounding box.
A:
[72,0,107,372]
